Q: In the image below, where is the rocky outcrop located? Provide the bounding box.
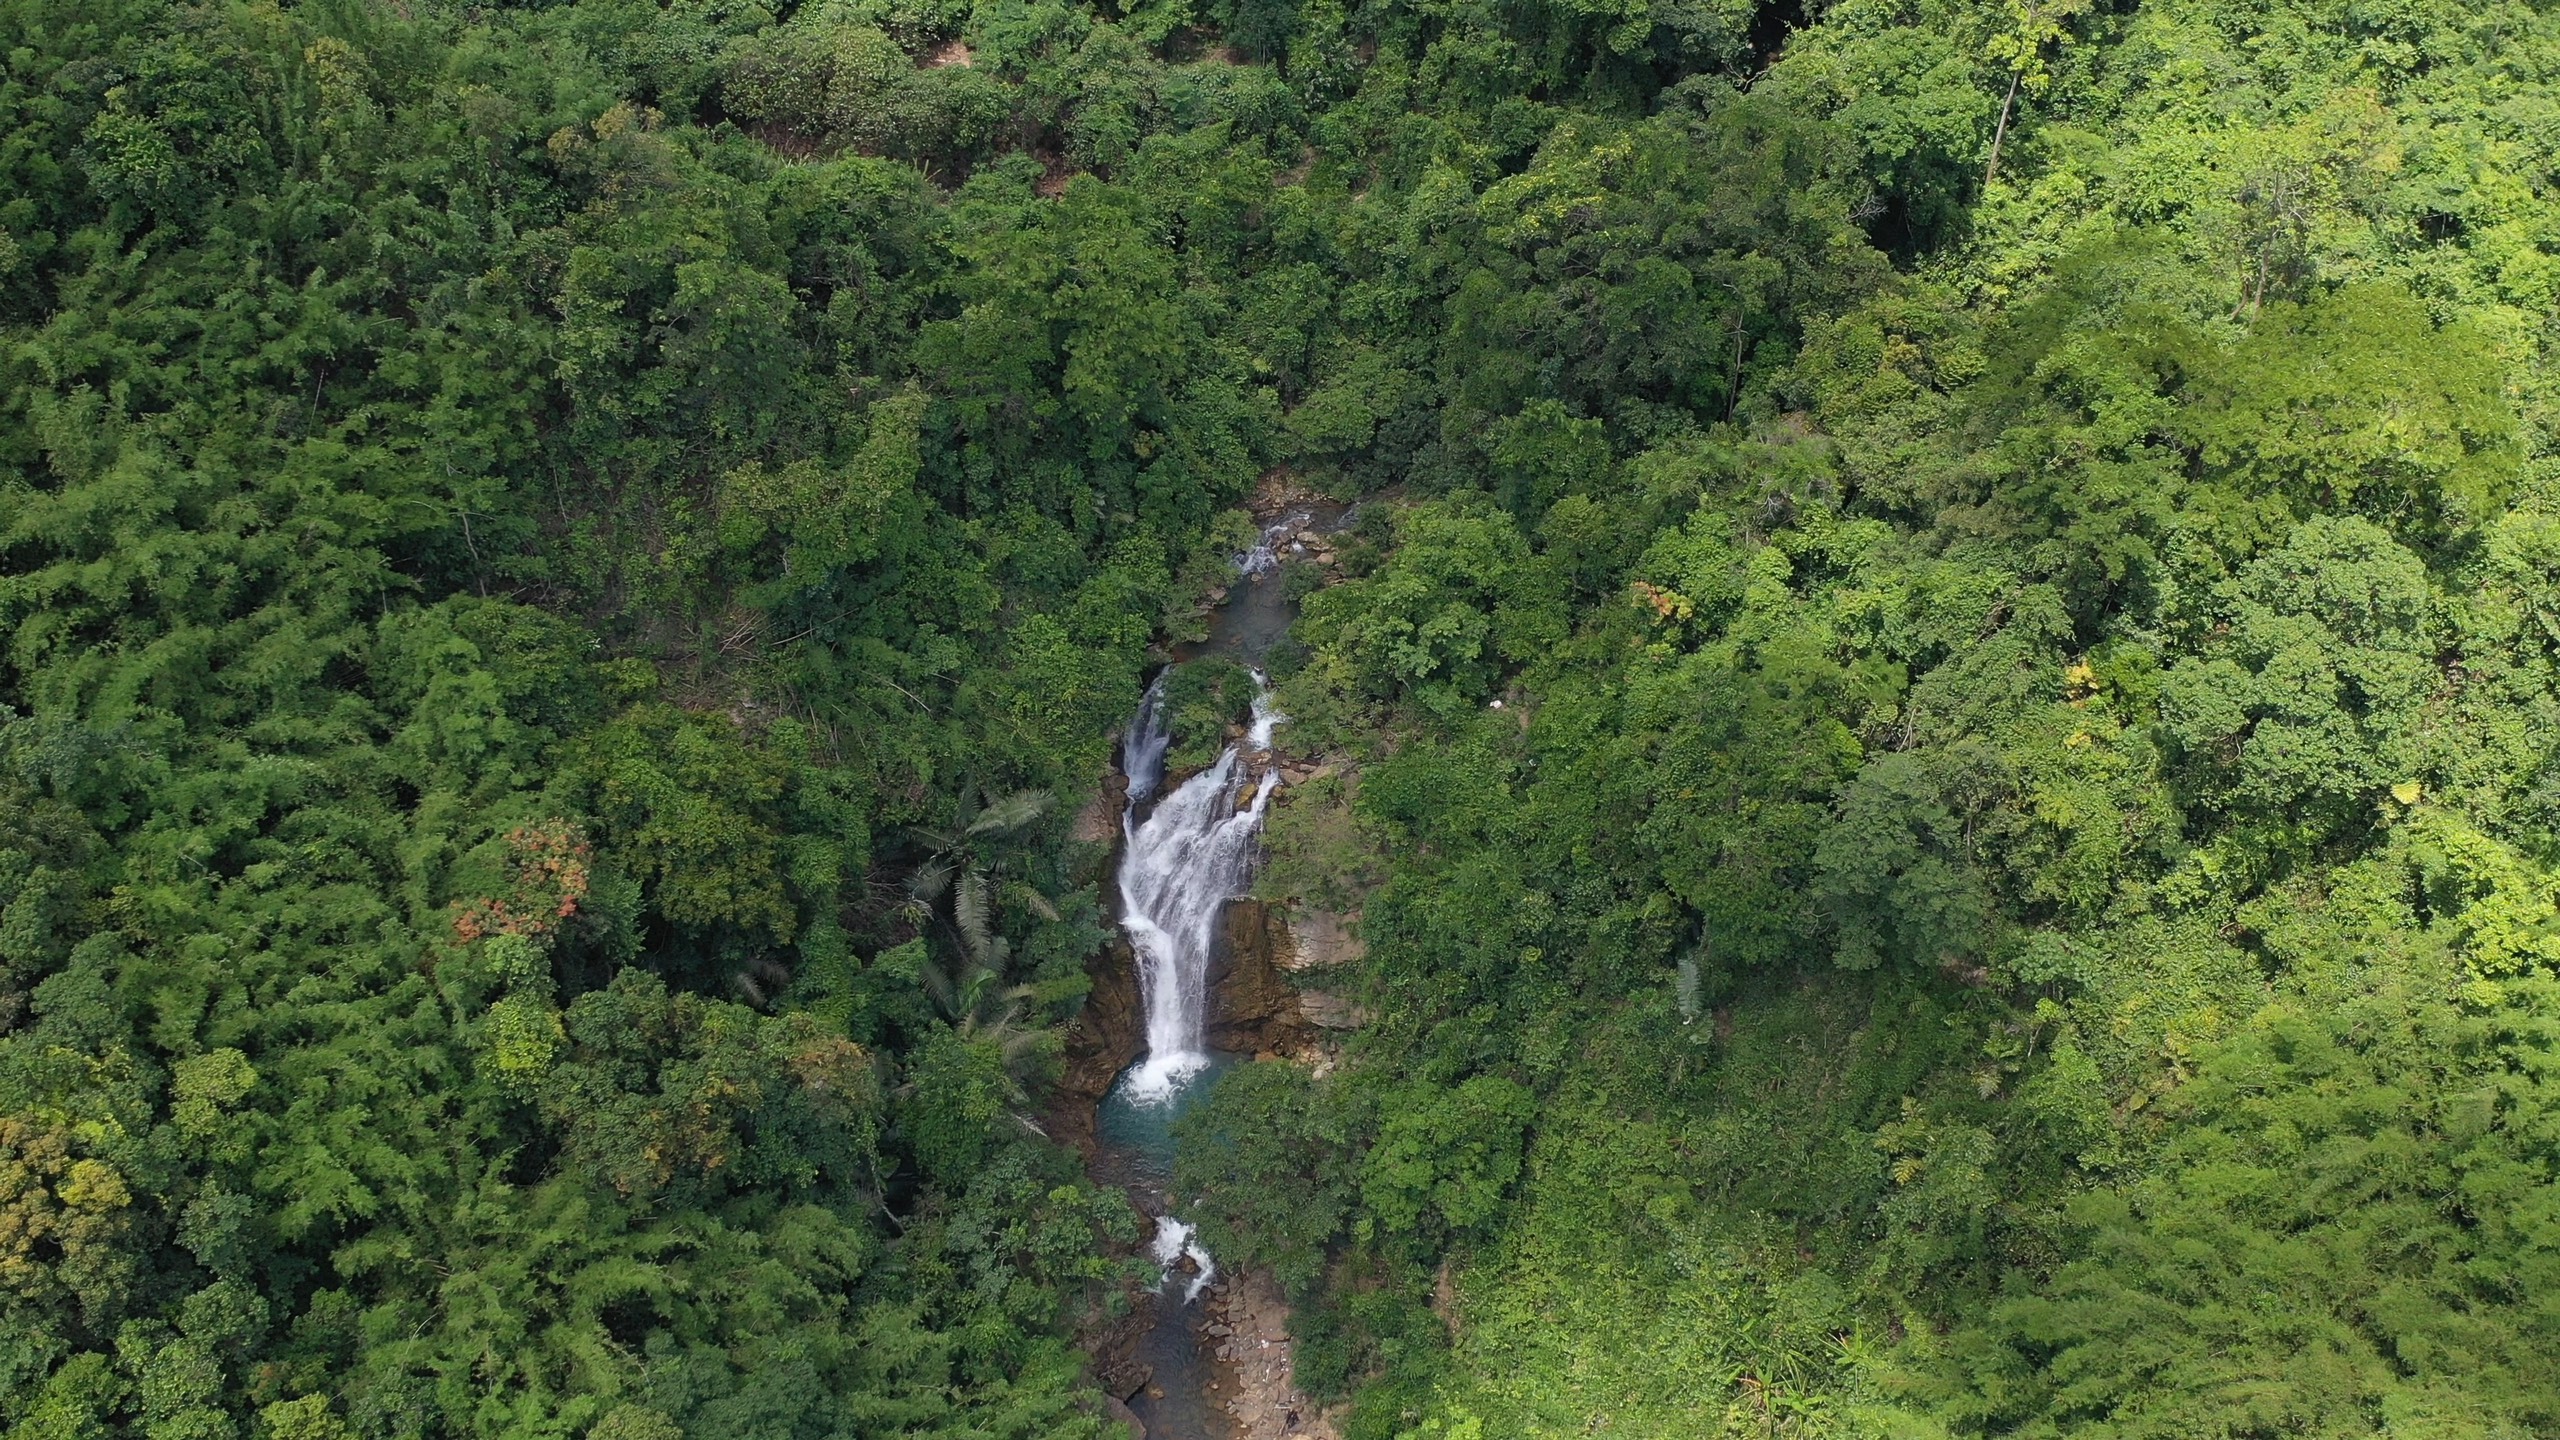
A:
[1211,900,1319,1055]
[1212,896,1381,1047]
[1295,989,1371,1032]
[1270,905,1364,972]
[1092,1294,1152,1386]
[1262,902,1369,1032]
[1054,932,1143,1149]
[1203,1269,1340,1440]
[1070,767,1126,848]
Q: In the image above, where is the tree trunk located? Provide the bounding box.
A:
[1984,72,2023,188]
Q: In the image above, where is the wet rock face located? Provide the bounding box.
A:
[1206,900,1374,1042]
[1086,1292,1156,1406]
[1210,900,1317,1053]
[1054,763,1142,1138]
[1059,934,1146,1121]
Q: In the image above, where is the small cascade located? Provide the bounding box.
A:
[1115,675,1284,1103]
[1122,676,1174,804]
[1235,509,1312,578]
[1150,1213,1218,1303]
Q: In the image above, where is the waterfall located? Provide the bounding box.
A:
[1122,675,1174,805]
[1115,673,1283,1104]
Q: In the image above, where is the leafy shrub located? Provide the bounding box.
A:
[1159,656,1259,771]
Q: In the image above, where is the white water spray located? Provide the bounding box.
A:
[1150,1213,1217,1303]
[1114,674,1284,1103]
[1234,510,1312,577]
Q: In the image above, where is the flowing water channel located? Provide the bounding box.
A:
[1091,508,1333,1437]
[1098,676,1280,1438]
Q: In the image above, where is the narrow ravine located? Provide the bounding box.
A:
[1097,671,1281,1439]
[1088,502,1341,1438]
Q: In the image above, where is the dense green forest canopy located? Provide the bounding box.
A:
[4,0,2560,1436]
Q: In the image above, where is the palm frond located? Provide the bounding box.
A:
[995,1023,1047,1069]
[954,866,993,967]
[953,961,994,1018]
[1008,880,1062,925]
[966,787,1053,837]
[907,856,957,905]
[917,952,959,1020]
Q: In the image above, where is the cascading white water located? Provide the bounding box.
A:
[1150,1213,1217,1303]
[1235,509,1312,577]
[1111,672,1285,1306]
[1114,673,1283,1104]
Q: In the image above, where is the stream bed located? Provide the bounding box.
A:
[1094,1057,1237,1439]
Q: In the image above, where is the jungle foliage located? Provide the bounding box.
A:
[1166,0,2560,1435]
[7,0,2560,1436]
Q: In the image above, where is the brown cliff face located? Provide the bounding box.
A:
[1053,931,1145,1153]
[1269,905,1363,971]
[1210,900,1319,1056]
[1261,903,1369,1031]
[1051,763,1139,1156]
